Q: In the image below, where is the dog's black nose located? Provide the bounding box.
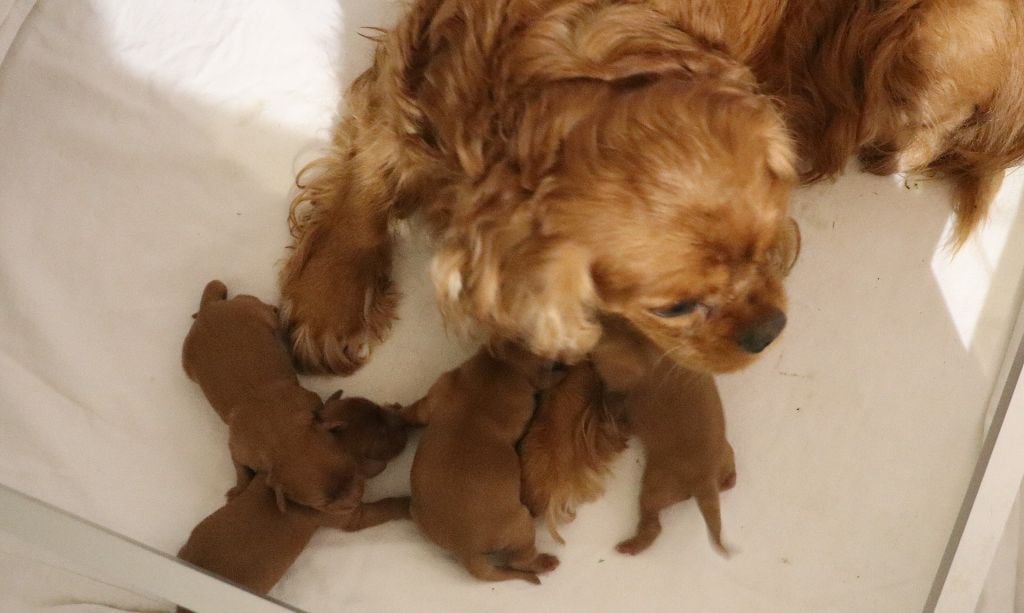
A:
[736,309,787,354]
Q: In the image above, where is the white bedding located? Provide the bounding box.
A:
[2,2,1024,612]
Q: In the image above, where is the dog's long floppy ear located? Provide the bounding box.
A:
[433,218,601,362]
[502,3,751,91]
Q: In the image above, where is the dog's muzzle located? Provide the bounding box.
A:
[736,309,787,354]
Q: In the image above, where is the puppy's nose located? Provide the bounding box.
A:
[736,309,787,354]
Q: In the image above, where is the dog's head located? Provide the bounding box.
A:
[433,65,797,373]
[227,394,368,514]
[318,391,409,475]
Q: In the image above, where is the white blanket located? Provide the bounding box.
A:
[2,2,1023,611]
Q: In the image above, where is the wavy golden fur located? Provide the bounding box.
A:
[281,0,797,375]
[279,0,1024,523]
[518,361,627,543]
[755,0,1024,246]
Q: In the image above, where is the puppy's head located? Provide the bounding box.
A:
[228,409,365,513]
[489,340,571,391]
[434,70,796,373]
[318,391,409,474]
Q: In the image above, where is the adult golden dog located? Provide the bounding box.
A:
[281,0,1021,375]
[280,0,1022,525]
[281,0,798,375]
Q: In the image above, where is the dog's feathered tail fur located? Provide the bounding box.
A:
[519,362,628,543]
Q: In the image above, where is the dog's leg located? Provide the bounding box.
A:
[398,396,433,426]
[461,554,541,585]
[616,469,678,555]
[615,508,662,556]
[503,511,560,577]
[720,442,737,491]
[695,485,730,557]
[280,0,451,375]
[505,544,560,576]
[325,496,412,532]
[279,159,399,374]
[226,462,254,500]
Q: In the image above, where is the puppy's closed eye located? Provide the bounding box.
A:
[651,300,701,318]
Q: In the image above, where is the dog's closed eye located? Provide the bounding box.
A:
[651,300,701,318]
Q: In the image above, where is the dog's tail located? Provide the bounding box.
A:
[519,362,628,544]
[199,280,228,309]
[949,168,1004,249]
[462,555,540,585]
[696,486,731,558]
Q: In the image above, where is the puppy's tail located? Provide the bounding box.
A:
[199,280,228,309]
[462,555,540,585]
[696,487,731,558]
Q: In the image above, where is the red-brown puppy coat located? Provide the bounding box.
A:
[593,318,735,556]
[177,394,410,599]
[182,280,363,512]
[399,343,564,584]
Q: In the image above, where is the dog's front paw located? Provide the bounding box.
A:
[280,252,399,375]
[532,553,560,574]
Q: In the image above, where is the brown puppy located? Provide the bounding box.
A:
[400,342,564,584]
[177,395,410,598]
[518,216,798,535]
[518,361,627,543]
[182,280,363,512]
[178,478,408,599]
[590,319,735,556]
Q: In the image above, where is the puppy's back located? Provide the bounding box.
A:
[629,364,726,474]
[182,282,296,418]
[409,349,539,552]
[178,475,320,595]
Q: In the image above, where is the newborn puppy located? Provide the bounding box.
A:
[321,390,410,478]
[178,477,409,599]
[177,395,410,599]
[400,342,564,584]
[592,319,735,556]
[181,280,363,512]
[518,361,627,543]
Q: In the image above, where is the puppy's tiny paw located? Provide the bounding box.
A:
[615,539,646,556]
[534,553,559,573]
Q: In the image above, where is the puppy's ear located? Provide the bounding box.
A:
[317,414,349,433]
[326,389,344,402]
[256,302,279,330]
[434,234,601,362]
